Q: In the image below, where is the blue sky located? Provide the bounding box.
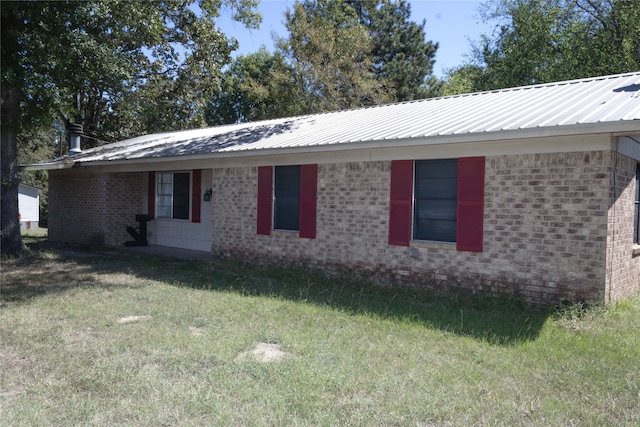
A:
[217,0,495,78]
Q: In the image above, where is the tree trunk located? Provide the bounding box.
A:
[1,83,26,258]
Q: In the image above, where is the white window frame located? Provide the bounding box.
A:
[156,171,191,220]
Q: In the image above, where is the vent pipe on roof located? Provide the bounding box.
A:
[68,123,83,156]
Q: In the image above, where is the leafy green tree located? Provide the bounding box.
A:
[349,0,440,100]
[206,48,304,124]
[1,0,260,257]
[277,0,394,113]
[210,0,441,124]
[17,126,61,228]
[441,65,486,96]
[464,0,640,91]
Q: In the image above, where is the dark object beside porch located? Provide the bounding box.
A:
[125,214,150,246]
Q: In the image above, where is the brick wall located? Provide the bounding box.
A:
[211,151,617,304]
[482,152,610,303]
[49,171,108,245]
[606,154,640,301]
[49,170,143,246]
[211,163,392,270]
[49,148,637,304]
[104,172,145,245]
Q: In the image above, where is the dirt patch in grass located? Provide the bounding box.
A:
[117,315,152,324]
[189,326,205,336]
[235,342,290,362]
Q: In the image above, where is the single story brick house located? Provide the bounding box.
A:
[26,73,640,304]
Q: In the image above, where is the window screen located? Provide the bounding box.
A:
[274,165,300,231]
[413,159,458,242]
[172,173,190,220]
[156,172,190,220]
[157,173,173,218]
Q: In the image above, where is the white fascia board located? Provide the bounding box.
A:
[75,133,613,174]
[46,120,639,173]
[20,161,75,171]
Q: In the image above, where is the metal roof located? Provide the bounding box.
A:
[26,72,640,169]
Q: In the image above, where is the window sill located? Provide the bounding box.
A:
[633,245,640,257]
[271,229,299,237]
[410,240,456,250]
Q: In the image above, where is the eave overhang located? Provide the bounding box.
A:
[20,120,640,173]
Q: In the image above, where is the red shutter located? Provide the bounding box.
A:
[191,169,201,223]
[457,157,485,252]
[147,171,155,219]
[257,166,273,235]
[299,164,318,239]
[388,160,413,246]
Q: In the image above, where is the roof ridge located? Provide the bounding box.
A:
[469,71,640,95]
[258,72,640,119]
[99,73,640,138]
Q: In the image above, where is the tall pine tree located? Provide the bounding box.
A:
[348,0,440,100]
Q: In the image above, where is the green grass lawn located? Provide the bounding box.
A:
[2,232,639,426]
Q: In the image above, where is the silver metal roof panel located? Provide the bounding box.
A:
[25,73,640,169]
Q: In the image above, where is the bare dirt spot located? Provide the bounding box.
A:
[117,315,151,324]
[189,326,204,336]
[235,342,290,362]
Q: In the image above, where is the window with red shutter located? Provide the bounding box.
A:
[388,157,485,252]
[388,160,414,246]
[257,166,273,235]
[147,171,155,219]
[299,164,318,239]
[456,157,485,252]
[257,164,318,238]
[191,169,201,223]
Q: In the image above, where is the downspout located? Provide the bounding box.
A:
[68,123,83,156]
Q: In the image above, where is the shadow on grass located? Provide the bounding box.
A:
[2,239,132,304]
[7,239,554,346]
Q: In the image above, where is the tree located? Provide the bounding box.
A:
[17,126,61,228]
[206,48,304,124]
[462,0,640,91]
[277,0,394,113]
[441,65,486,96]
[1,0,260,257]
[349,0,440,100]
[213,0,442,125]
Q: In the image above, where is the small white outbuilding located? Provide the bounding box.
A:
[18,183,40,230]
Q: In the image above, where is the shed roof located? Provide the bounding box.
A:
[18,183,41,192]
[26,72,640,170]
